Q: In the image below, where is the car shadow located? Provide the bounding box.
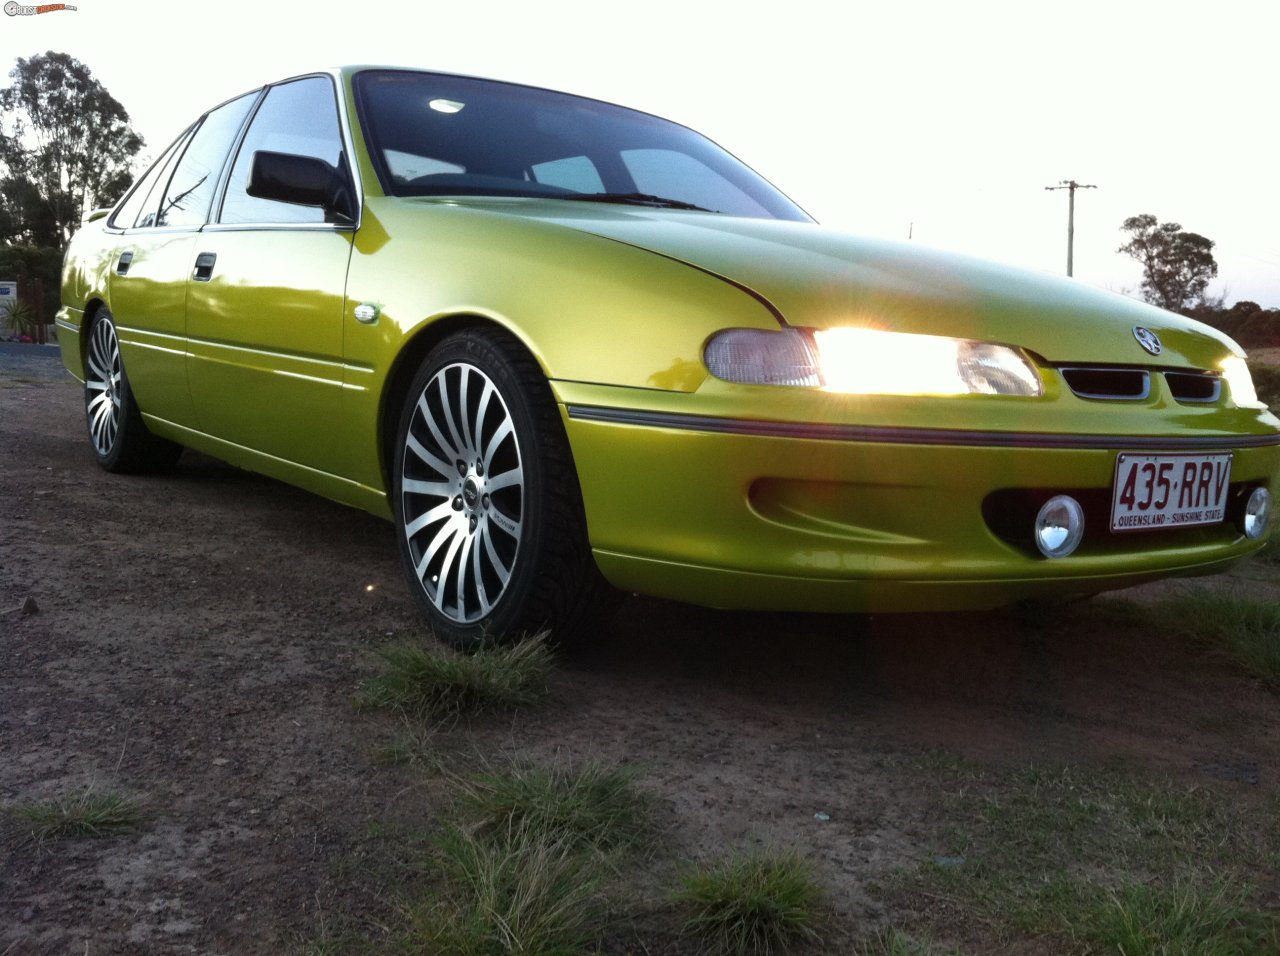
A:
[564,593,1094,715]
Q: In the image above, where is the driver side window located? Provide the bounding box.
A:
[155,92,256,228]
[220,76,349,225]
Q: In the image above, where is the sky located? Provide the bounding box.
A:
[3,0,1278,307]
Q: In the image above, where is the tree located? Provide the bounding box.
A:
[0,243,62,322]
[1187,299,1280,350]
[0,51,143,247]
[1117,214,1218,314]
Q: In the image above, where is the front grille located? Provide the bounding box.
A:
[1060,367,1150,400]
[1059,366,1223,404]
[1164,371,1221,403]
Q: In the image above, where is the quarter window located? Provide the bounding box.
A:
[156,92,256,228]
[220,77,348,225]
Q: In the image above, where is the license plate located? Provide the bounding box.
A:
[1111,452,1232,532]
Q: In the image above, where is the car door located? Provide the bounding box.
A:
[185,75,355,475]
[107,93,257,428]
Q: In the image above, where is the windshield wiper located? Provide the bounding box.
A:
[556,191,713,212]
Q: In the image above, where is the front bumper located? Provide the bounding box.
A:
[558,385,1280,613]
[54,306,85,382]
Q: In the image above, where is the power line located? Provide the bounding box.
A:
[1045,179,1097,277]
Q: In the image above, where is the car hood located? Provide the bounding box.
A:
[435,198,1240,371]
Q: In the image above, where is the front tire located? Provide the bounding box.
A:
[84,309,181,473]
[393,328,610,648]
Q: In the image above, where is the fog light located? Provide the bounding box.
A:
[1035,495,1084,558]
[1242,486,1271,540]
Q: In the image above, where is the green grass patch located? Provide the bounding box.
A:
[405,820,609,956]
[889,762,1280,952]
[1078,878,1278,955]
[674,849,826,955]
[293,910,382,956]
[8,787,148,842]
[395,756,654,954]
[855,929,961,955]
[355,634,555,719]
[454,757,651,855]
[1153,590,1280,688]
[372,719,452,770]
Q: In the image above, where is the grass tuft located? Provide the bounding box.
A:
[454,757,651,855]
[372,718,454,771]
[1155,590,1280,687]
[407,820,607,956]
[355,633,555,719]
[8,787,147,842]
[1256,538,1280,566]
[1081,879,1278,955]
[674,849,826,956]
[856,929,961,955]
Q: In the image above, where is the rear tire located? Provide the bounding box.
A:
[84,308,182,473]
[393,328,613,649]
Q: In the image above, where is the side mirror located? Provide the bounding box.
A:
[246,150,354,221]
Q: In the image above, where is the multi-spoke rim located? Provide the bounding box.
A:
[85,316,123,455]
[401,362,524,624]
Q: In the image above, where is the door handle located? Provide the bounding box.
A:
[116,251,133,275]
[193,252,217,282]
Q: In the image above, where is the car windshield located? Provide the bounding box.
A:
[353,70,811,222]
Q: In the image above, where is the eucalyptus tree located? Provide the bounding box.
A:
[1118,214,1218,314]
[0,51,143,246]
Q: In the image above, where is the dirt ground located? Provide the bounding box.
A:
[2,350,1279,954]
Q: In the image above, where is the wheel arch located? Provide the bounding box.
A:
[75,297,109,379]
[377,312,555,500]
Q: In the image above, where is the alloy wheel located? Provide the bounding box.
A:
[400,361,525,624]
[86,316,123,455]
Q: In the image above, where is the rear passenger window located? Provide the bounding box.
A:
[156,92,256,228]
[110,127,193,230]
[220,77,347,225]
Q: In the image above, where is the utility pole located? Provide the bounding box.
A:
[1045,179,1097,277]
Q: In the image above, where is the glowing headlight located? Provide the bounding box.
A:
[704,328,1042,397]
[1221,356,1259,406]
[813,328,1042,396]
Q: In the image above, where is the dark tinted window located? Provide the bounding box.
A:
[221,76,347,225]
[156,92,256,227]
[110,127,193,230]
[353,70,809,221]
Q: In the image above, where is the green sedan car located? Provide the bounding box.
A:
[58,67,1279,646]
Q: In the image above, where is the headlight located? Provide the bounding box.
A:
[702,328,821,387]
[705,327,1042,397]
[1220,356,1259,406]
